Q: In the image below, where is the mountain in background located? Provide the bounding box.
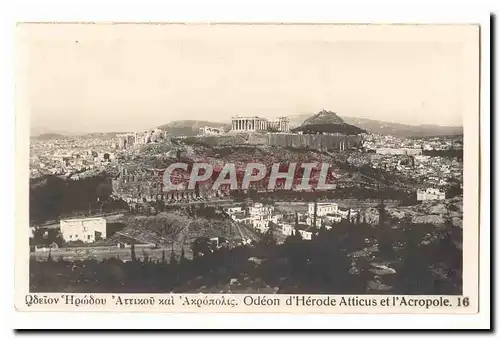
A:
[31,133,68,140]
[342,117,463,137]
[157,120,230,137]
[301,110,345,125]
[79,132,126,140]
[293,110,366,135]
[289,113,462,137]
[32,113,463,140]
[31,131,126,140]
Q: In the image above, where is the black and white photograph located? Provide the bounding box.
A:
[16,22,481,312]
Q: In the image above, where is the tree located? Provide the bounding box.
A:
[31,227,63,248]
[170,250,177,265]
[394,224,436,294]
[180,247,187,264]
[191,237,212,259]
[261,222,277,246]
[130,243,137,262]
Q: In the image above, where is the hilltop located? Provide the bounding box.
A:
[301,110,345,125]
[293,110,366,135]
[289,113,462,137]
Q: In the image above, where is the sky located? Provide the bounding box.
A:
[18,24,479,134]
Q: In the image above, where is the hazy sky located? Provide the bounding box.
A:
[18,24,478,134]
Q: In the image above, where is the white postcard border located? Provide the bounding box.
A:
[5,0,492,330]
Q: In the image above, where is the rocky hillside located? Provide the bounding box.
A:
[158,120,230,137]
[293,110,366,135]
[301,110,345,125]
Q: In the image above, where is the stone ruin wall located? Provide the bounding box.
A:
[181,133,362,151]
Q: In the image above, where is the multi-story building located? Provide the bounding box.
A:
[308,202,339,217]
[249,203,274,219]
[117,129,168,150]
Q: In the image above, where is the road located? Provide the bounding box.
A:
[230,220,261,244]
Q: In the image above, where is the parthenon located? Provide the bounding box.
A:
[231,116,290,132]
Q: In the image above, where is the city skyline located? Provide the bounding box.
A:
[19,24,477,134]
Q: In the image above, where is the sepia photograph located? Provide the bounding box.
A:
[14,21,482,316]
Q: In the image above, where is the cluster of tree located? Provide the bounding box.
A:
[30,174,123,224]
[30,209,462,295]
[292,123,366,135]
[29,228,64,248]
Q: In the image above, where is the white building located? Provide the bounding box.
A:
[308,202,338,217]
[295,224,313,240]
[60,217,107,243]
[281,223,294,237]
[249,203,274,218]
[417,188,446,201]
[325,214,342,223]
[249,203,275,232]
[199,126,224,136]
[224,206,243,214]
[253,220,269,233]
[306,216,321,227]
[376,148,422,156]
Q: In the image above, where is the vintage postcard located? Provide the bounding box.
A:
[14,22,483,320]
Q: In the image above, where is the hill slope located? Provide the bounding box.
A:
[342,117,463,137]
[31,133,68,140]
[289,113,462,137]
[158,120,230,137]
[293,110,366,135]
